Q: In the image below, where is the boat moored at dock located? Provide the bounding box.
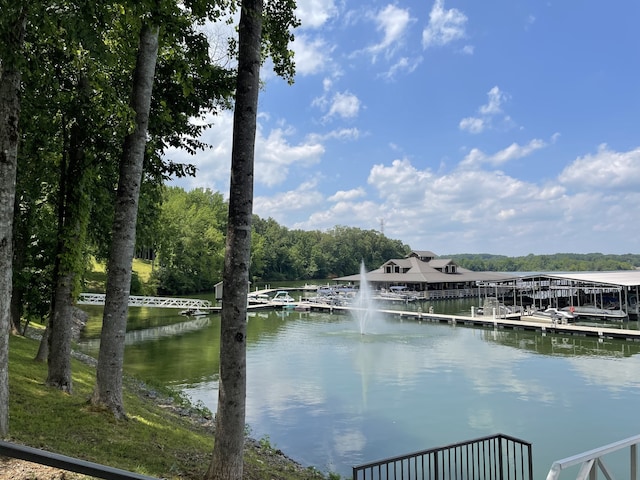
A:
[560,304,627,320]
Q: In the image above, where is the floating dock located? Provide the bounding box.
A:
[300,303,640,341]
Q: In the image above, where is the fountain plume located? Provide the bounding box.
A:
[353,261,378,334]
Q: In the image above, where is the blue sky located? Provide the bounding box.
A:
[168,0,640,257]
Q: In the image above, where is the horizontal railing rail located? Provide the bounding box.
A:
[353,433,533,480]
[77,293,211,309]
[0,440,161,480]
[546,433,640,480]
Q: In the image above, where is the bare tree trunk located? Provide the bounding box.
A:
[206,0,263,478]
[91,22,159,419]
[0,4,26,437]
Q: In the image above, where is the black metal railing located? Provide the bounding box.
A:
[0,440,160,480]
[353,433,533,480]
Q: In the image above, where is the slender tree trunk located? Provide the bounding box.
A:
[46,100,91,392]
[0,5,26,437]
[35,117,69,363]
[91,22,159,419]
[206,1,263,478]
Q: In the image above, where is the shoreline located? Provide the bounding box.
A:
[16,324,327,480]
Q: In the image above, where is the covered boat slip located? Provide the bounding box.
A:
[479,271,640,320]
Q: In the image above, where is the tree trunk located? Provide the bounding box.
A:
[206,1,263,478]
[45,100,92,392]
[91,22,159,419]
[0,5,26,437]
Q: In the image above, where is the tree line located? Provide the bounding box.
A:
[447,252,640,272]
[147,187,411,294]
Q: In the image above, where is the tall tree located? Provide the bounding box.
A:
[45,74,94,391]
[0,0,26,436]
[206,0,299,474]
[91,20,159,419]
[206,0,263,476]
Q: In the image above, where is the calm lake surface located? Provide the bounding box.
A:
[78,297,640,478]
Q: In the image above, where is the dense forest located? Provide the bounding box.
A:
[445,252,640,272]
[147,187,411,294]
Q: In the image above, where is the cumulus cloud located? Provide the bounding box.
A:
[328,187,367,202]
[367,4,414,60]
[559,144,640,192]
[254,180,325,222]
[292,35,335,76]
[460,86,513,134]
[257,127,325,186]
[166,111,325,192]
[242,140,640,255]
[323,91,361,121]
[295,0,338,29]
[422,0,468,48]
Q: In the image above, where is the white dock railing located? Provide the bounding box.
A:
[546,434,639,480]
[77,293,212,309]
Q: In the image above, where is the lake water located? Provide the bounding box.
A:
[78,298,640,479]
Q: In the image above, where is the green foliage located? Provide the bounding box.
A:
[251,219,410,281]
[152,187,228,294]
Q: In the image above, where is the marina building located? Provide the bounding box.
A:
[336,250,512,300]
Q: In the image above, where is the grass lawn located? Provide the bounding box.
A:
[6,332,332,479]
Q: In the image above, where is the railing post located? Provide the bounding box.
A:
[498,436,504,480]
[632,443,637,480]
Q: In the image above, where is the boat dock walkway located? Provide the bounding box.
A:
[303,303,640,341]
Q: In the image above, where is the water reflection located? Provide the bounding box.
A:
[77,300,640,478]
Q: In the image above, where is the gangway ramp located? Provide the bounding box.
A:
[77,293,212,310]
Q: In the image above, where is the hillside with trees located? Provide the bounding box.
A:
[148,187,411,293]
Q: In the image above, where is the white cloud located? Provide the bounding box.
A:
[460,86,513,134]
[461,45,474,55]
[292,35,334,76]
[460,138,547,168]
[422,0,468,48]
[479,86,507,115]
[257,126,325,186]
[381,56,423,80]
[254,180,325,221]
[459,116,485,134]
[559,144,640,192]
[295,0,338,29]
[166,111,325,191]
[367,4,414,60]
[328,187,366,202]
[324,91,361,120]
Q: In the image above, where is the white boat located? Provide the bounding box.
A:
[561,304,627,320]
[248,293,270,305]
[525,307,575,324]
[269,291,298,308]
[477,297,521,316]
[375,286,420,303]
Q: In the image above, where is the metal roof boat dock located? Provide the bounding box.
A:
[477,271,640,319]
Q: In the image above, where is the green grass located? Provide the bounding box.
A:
[132,258,153,283]
[83,257,154,294]
[7,334,332,479]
